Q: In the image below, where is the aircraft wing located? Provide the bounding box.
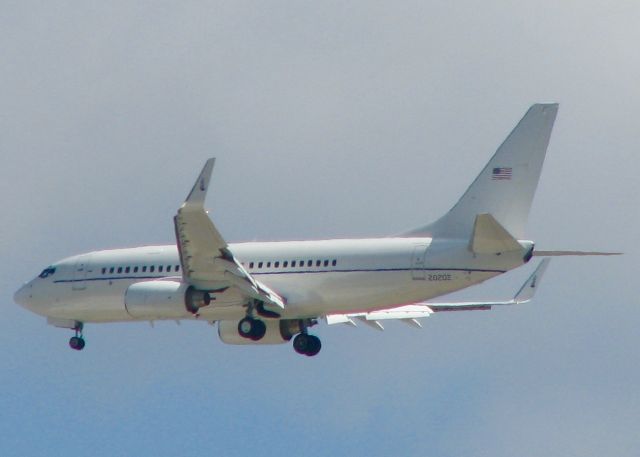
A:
[174,159,285,311]
[326,258,550,330]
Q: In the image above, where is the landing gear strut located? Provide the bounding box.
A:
[293,333,321,357]
[68,323,86,351]
[237,317,267,341]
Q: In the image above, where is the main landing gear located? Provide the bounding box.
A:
[68,323,86,351]
[237,317,267,341]
[236,307,323,356]
[293,333,321,357]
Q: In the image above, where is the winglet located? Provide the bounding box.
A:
[513,258,551,303]
[184,158,216,207]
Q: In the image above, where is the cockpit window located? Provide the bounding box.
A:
[38,267,56,278]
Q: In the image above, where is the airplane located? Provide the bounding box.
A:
[13,103,619,356]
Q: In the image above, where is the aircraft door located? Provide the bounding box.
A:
[72,255,91,291]
[411,244,428,280]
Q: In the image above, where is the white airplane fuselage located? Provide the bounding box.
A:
[16,237,532,324]
[15,104,564,355]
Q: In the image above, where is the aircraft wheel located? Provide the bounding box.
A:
[238,317,253,338]
[251,319,266,340]
[305,335,321,356]
[238,317,267,341]
[69,336,85,351]
[293,333,321,356]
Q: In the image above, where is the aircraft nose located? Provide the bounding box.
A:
[14,283,32,308]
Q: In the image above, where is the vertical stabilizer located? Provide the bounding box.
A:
[404,104,558,239]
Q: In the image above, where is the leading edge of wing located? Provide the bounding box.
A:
[325,259,551,329]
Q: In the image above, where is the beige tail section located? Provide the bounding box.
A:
[469,213,522,254]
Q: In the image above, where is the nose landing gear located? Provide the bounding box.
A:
[68,323,86,351]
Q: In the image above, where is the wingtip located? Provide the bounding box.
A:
[183,158,216,206]
[513,258,551,303]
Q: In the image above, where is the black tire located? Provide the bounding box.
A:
[69,336,84,351]
[238,317,267,341]
[238,317,254,339]
[293,333,310,355]
[250,319,266,341]
[305,335,321,357]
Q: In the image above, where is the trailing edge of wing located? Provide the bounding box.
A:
[325,259,550,329]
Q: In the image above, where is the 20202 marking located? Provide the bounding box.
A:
[427,273,452,281]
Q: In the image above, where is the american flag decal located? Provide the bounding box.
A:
[492,167,512,180]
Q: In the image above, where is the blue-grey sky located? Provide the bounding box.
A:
[1,2,639,456]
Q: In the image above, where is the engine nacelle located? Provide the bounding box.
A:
[124,281,210,320]
[217,319,305,345]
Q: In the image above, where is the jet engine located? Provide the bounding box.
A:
[217,319,305,345]
[124,281,210,319]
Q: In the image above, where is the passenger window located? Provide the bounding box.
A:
[167,265,172,272]
[159,265,163,273]
[109,267,115,274]
[275,261,280,268]
[307,260,312,267]
[332,259,337,266]
[150,266,155,273]
[323,260,329,267]
[267,262,271,268]
[175,265,180,271]
[258,262,263,268]
[101,268,106,274]
[134,266,139,273]
[292,260,296,267]
[316,260,321,267]
[142,266,147,273]
[283,261,288,268]
[125,267,130,273]
[249,262,254,269]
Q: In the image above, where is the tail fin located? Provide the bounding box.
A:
[404,104,558,239]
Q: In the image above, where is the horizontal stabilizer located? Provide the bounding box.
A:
[469,213,522,254]
[534,250,622,256]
